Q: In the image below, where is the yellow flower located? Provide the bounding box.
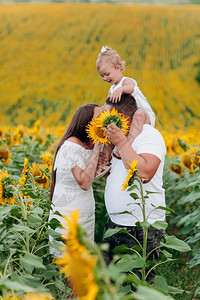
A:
[86,108,130,145]
[55,210,98,300]
[190,146,200,168]
[0,296,22,300]
[0,148,11,165]
[30,163,50,189]
[122,160,138,191]
[40,151,53,169]
[98,108,129,134]
[180,152,194,173]
[0,170,15,206]
[23,293,53,300]
[19,157,29,185]
[86,117,109,145]
[168,164,182,178]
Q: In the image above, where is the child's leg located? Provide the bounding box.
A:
[127,109,148,145]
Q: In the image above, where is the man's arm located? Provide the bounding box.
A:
[105,123,161,181]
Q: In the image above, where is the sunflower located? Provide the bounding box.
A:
[190,146,200,168]
[0,148,11,165]
[55,210,98,300]
[86,117,109,145]
[19,157,29,185]
[86,108,130,145]
[122,160,138,191]
[23,293,53,300]
[30,163,50,189]
[40,151,53,169]
[168,164,183,178]
[180,152,194,173]
[0,170,15,206]
[99,108,129,133]
[0,296,22,300]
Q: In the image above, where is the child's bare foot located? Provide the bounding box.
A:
[112,149,121,160]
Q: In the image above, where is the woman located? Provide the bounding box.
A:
[49,103,101,253]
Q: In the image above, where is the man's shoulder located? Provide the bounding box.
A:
[137,125,165,143]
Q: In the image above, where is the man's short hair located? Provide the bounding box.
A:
[105,94,138,119]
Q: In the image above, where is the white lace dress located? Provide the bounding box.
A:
[49,141,95,253]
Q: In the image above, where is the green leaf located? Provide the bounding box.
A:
[130,192,139,200]
[153,275,169,293]
[104,227,128,239]
[189,252,200,268]
[0,278,35,292]
[11,273,49,293]
[140,221,150,228]
[156,206,175,214]
[127,184,139,191]
[115,255,145,272]
[168,285,188,295]
[20,252,46,270]
[46,228,61,239]
[54,278,68,292]
[114,244,139,255]
[135,285,175,300]
[27,214,43,227]
[30,207,44,215]
[151,221,168,230]
[13,224,35,234]
[161,235,191,252]
[0,206,12,217]
[194,287,200,297]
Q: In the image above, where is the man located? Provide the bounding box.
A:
[102,93,166,284]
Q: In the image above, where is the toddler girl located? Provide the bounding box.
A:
[96,46,155,159]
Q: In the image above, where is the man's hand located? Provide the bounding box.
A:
[105,123,127,148]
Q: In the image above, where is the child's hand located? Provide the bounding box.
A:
[109,87,123,103]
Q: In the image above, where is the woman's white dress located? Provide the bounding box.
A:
[49,140,95,254]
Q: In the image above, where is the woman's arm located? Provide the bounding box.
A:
[72,143,101,190]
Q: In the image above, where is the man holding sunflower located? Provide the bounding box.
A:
[101,93,166,285]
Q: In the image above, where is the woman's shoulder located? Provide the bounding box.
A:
[67,136,83,145]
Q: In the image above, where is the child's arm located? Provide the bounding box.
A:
[110,78,135,102]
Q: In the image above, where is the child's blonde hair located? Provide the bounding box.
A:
[96,46,126,71]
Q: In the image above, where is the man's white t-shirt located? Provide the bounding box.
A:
[105,124,166,226]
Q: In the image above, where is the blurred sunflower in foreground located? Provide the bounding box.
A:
[0,292,53,300]
[86,108,129,145]
[55,210,98,300]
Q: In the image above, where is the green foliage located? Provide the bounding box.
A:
[100,173,191,298]
[0,130,69,298]
[163,156,200,298]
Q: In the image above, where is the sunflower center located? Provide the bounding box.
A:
[94,126,105,138]
[103,115,122,128]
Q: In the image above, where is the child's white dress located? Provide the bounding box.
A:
[49,140,95,255]
[109,76,155,127]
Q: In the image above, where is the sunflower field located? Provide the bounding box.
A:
[0,2,200,300]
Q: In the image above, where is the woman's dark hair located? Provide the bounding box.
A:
[106,94,138,119]
[50,103,98,201]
